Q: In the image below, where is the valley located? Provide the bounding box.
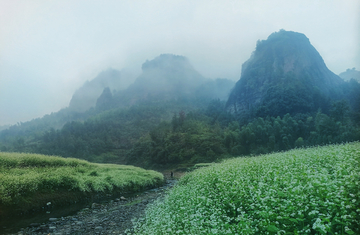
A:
[0,30,359,234]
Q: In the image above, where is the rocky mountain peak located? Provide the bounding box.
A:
[226,30,344,119]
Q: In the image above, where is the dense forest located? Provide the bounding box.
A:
[1,94,359,169]
[1,30,360,170]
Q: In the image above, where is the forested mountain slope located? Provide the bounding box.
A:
[0,54,235,164]
[0,34,359,169]
[226,30,347,121]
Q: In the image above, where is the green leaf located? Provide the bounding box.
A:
[266,225,279,232]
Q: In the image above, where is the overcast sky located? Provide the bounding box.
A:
[0,0,359,126]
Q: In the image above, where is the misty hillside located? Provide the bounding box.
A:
[0,31,359,168]
[0,54,235,161]
[339,68,360,82]
[113,54,234,105]
[226,30,346,120]
[129,54,205,95]
[69,68,134,112]
[97,54,235,111]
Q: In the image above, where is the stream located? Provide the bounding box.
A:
[0,179,177,235]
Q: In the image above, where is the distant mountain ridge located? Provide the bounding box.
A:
[68,68,134,112]
[96,54,234,109]
[70,54,234,112]
[1,34,359,168]
[126,54,206,99]
[0,54,234,141]
[226,30,345,119]
[339,68,360,82]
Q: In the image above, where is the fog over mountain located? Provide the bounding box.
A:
[68,68,135,112]
[0,0,359,125]
[339,68,360,82]
[127,54,206,97]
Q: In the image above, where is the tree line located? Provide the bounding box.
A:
[1,92,359,169]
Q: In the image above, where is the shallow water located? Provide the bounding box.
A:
[0,179,176,234]
[0,191,139,234]
[0,201,88,234]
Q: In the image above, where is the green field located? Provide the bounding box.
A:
[0,152,163,214]
[132,142,360,234]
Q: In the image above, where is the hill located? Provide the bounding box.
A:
[111,54,234,108]
[69,68,134,112]
[339,67,360,82]
[226,30,345,121]
[0,54,235,164]
[0,36,359,169]
[127,54,206,98]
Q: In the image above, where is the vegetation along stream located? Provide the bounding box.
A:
[0,152,167,234]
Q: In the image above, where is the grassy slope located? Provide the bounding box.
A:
[0,152,164,215]
[133,142,360,235]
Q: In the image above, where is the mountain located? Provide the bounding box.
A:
[1,50,359,167]
[226,30,345,120]
[0,53,235,154]
[69,68,133,112]
[111,54,234,107]
[124,54,206,99]
[195,78,235,101]
[339,68,360,82]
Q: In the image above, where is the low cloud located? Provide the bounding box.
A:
[0,0,359,125]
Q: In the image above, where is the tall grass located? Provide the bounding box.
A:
[0,153,163,207]
[132,143,360,234]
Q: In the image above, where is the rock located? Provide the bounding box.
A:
[226,30,345,119]
[92,203,102,209]
[49,218,58,222]
[29,223,40,227]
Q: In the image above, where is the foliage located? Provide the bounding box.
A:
[128,110,227,167]
[1,99,208,162]
[0,81,359,168]
[0,152,163,207]
[129,105,359,168]
[226,30,353,123]
[131,143,360,234]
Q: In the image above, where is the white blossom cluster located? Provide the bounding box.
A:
[131,143,360,234]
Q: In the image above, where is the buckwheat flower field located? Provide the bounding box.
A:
[132,142,360,234]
